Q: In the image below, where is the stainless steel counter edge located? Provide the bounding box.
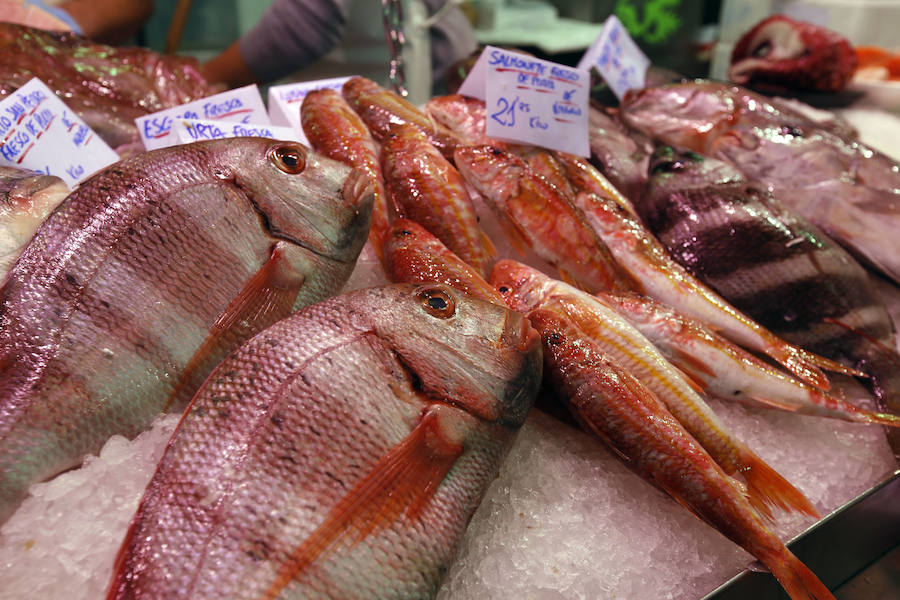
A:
[701,469,900,599]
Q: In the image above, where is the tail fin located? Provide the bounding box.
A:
[741,450,819,519]
[767,549,836,600]
[772,343,867,391]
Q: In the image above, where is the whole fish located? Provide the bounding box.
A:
[454,145,632,294]
[342,77,462,160]
[0,23,217,152]
[108,283,542,600]
[0,138,373,523]
[382,218,503,304]
[491,259,818,519]
[601,291,900,427]
[0,166,69,279]
[381,123,495,276]
[640,147,900,451]
[527,305,835,600]
[301,87,392,254]
[620,80,900,284]
[569,188,859,391]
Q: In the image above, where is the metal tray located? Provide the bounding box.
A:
[702,469,900,599]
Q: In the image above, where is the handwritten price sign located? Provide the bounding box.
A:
[458,46,589,156]
[135,84,269,151]
[0,77,118,188]
[578,15,650,100]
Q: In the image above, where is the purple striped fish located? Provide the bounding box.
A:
[0,138,373,523]
[641,147,900,453]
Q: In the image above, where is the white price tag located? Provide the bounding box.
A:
[458,46,589,157]
[173,118,305,144]
[578,15,650,100]
[135,84,269,151]
[267,76,352,145]
[0,77,118,188]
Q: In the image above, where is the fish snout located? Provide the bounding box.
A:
[342,166,376,215]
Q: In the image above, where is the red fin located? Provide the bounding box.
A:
[766,549,837,600]
[773,343,867,391]
[741,449,819,520]
[262,406,464,600]
[495,212,532,256]
[164,243,306,412]
[666,348,717,393]
[106,516,141,600]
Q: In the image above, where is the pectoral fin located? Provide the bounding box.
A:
[262,405,467,599]
[165,241,308,411]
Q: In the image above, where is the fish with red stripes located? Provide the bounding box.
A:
[107,283,542,599]
[525,304,835,600]
[301,87,392,254]
[380,123,495,276]
[0,138,373,523]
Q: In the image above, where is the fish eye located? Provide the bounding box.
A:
[417,287,456,319]
[752,41,772,58]
[269,144,307,174]
[497,285,510,294]
[651,160,678,175]
[780,125,803,137]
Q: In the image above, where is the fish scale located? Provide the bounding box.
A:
[641,147,900,455]
[0,138,373,524]
[108,284,541,599]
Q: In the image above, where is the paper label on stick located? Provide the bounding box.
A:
[173,118,305,144]
[135,84,269,151]
[458,46,589,156]
[267,76,352,145]
[0,77,118,188]
[578,15,650,100]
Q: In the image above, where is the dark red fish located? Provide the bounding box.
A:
[0,23,217,152]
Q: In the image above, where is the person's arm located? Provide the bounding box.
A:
[201,0,349,88]
[57,0,155,44]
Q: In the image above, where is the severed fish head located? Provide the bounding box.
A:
[217,138,374,264]
[368,283,542,428]
[620,81,744,154]
[729,15,857,93]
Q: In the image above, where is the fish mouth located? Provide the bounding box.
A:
[505,309,541,355]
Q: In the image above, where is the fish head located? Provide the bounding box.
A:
[371,283,542,428]
[425,94,488,145]
[728,15,857,92]
[489,259,558,314]
[646,146,745,196]
[620,81,741,153]
[223,139,374,263]
[453,145,522,198]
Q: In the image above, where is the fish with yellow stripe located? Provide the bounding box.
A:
[491,259,818,520]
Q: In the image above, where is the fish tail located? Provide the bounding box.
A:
[741,449,819,519]
[769,343,863,391]
[765,548,836,600]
